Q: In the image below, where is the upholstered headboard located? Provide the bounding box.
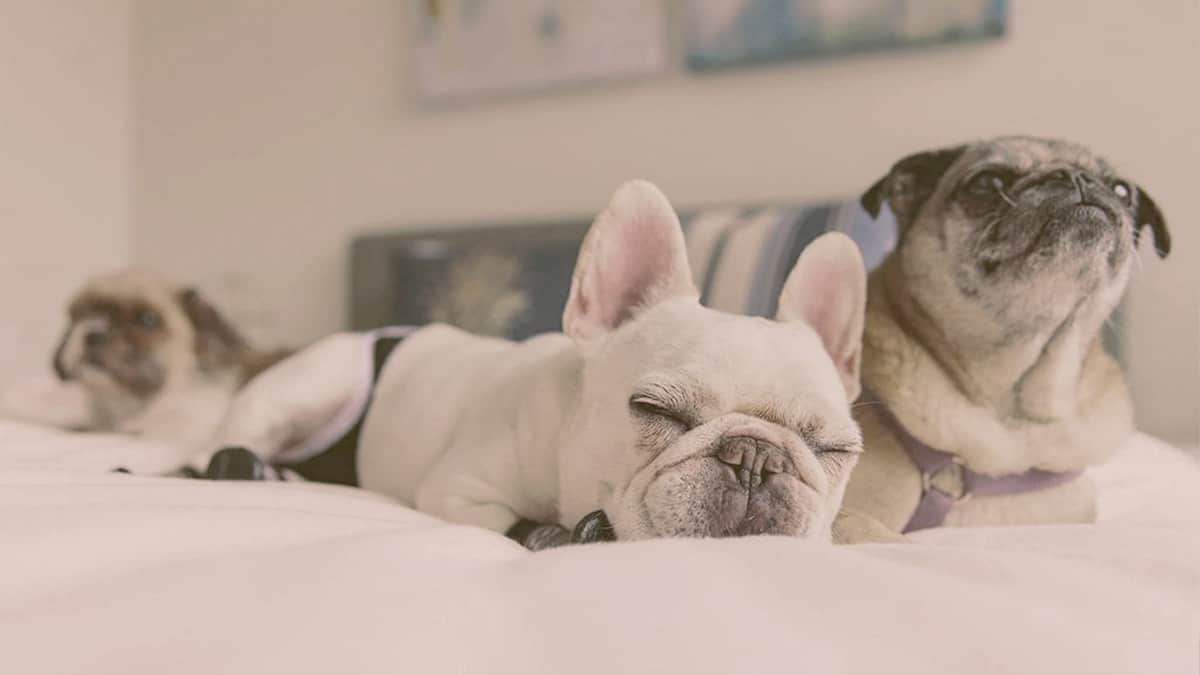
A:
[349,199,896,341]
[347,199,1122,359]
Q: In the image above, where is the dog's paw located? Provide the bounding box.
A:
[832,509,912,544]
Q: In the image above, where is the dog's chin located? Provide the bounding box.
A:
[1046,203,1124,252]
[634,457,819,539]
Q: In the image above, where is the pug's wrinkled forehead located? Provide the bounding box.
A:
[958,136,1112,175]
[863,135,1171,260]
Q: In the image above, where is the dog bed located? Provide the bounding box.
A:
[1,421,1197,675]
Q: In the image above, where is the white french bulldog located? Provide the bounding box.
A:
[199,181,868,548]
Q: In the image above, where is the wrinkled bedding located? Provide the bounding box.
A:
[1,421,1197,675]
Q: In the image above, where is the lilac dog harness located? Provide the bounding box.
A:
[862,390,1084,533]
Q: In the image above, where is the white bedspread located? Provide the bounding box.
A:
[1,422,1197,675]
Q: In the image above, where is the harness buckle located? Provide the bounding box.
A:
[921,457,972,503]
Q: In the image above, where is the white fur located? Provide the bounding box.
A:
[216,181,869,543]
[776,232,867,401]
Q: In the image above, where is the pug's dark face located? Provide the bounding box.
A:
[863,137,1170,325]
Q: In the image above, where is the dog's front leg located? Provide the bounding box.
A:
[415,464,572,550]
[192,333,365,471]
[415,467,521,527]
[832,509,912,544]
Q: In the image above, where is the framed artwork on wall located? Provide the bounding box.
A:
[685,0,1008,71]
[410,0,668,103]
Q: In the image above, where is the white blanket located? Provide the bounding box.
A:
[1,422,1197,675]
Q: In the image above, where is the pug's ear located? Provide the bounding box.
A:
[776,233,867,401]
[563,180,697,342]
[1133,186,1170,258]
[177,288,246,371]
[861,145,967,229]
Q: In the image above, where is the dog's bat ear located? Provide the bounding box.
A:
[177,287,246,371]
[860,145,967,228]
[1133,186,1170,258]
[860,175,889,219]
[777,232,867,401]
[563,180,696,342]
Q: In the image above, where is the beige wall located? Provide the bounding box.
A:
[133,0,1199,444]
[0,0,133,381]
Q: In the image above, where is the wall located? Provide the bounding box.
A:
[0,1,133,381]
[133,0,1199,445]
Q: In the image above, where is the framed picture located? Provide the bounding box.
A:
[351,221,591,339]
[686,0,1008,71]
[410,0,668,103]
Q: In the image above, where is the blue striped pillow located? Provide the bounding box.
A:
[681,200,897,317]
[350,199,898,340]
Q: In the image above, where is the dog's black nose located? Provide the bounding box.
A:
[84,329,109,348]
[716,437,788,490]
[1044,169,1100,203]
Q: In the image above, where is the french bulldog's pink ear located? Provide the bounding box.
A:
[775,233,867,401]
[563,180,697,341]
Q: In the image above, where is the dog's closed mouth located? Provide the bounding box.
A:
[1017,203,1117,259]
[1069,201,1117,223]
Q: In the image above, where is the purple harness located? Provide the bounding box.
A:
[862,390,1083,533]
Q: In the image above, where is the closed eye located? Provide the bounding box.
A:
[804,432,863,454]
[816,444,862,455]
[629,396,692,430]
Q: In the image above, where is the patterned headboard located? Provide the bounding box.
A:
[348,200,898,339]
[350,197,1127,361]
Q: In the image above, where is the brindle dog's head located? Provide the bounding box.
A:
[53,270,247,423]
[862,137,1169,336]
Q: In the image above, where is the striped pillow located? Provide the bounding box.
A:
[681,200,897,317]
[349,199,898,341]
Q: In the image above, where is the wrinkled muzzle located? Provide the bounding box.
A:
[639,423,834,539]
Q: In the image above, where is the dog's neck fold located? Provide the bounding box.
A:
[878,258,1121,420]
[865,259,1132,473]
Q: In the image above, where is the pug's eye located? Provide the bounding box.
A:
[1111,181,1132,204]
[136,310,161,330]
[966,170,1011,196]
[629,396,690,430]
